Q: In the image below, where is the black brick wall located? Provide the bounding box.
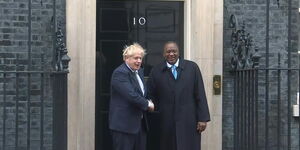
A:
[0,0,65,149]
[223,0,299,150]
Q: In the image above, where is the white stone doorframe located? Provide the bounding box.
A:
[67,0,96,150]
[66,0,223,149]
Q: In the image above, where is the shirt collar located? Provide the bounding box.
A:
[125,63,137,73]
[166,59,179,68]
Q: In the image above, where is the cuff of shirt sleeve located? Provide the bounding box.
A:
[148,100,154,107]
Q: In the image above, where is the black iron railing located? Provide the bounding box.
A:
[230,8,299,149]
[0,27,69,150]
[232,63,300,150]
[0,1,69,147]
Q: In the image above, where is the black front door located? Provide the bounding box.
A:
[96,1,183,149]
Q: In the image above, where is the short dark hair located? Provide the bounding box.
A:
[164,41,179,49]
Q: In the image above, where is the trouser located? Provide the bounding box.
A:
[111,126,146,150]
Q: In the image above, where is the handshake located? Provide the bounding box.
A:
[147,99,155,112]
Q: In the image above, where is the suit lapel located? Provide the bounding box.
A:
[161,59,186,91]
[175,60,187,98]
[126,66,144,96]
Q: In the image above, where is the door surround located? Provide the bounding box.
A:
[66,0,223,149]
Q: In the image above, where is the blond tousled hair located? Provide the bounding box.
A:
[122,43,146,60]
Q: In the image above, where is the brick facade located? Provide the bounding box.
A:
[0,0,65,149]
[223,0,299,150]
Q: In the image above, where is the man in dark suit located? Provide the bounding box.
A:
[147,41,210,150]
[109,43,154,150]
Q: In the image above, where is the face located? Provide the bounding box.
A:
[163,43,179,65]
[125,52,143,71]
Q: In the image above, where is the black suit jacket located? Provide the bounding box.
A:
[147,59,210,150]
[109,63,149,134]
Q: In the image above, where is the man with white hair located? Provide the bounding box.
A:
[109,43,154,150]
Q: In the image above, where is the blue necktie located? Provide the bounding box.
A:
[171,65,177,79]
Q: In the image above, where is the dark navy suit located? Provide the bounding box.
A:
[109,63,149,150]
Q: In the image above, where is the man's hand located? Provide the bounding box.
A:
[148,100,155,112]
[196,122,207,133]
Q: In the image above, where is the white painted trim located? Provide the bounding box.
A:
[67,0,96,150]
[140,0,185,2]
[184,0,191,60]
